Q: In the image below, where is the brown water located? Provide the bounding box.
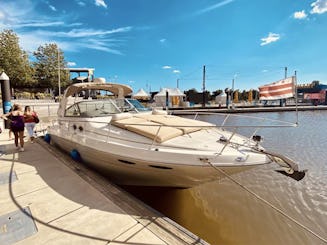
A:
[123,110,327,245]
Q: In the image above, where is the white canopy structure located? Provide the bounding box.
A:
[215,91,227,105]
[132,88,151,100]
[154,88,186,107]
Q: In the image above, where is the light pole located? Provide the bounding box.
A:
[231,74,236,108]
[57,47,61,97]
[231,78,234,107]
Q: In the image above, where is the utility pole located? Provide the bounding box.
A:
[177,79,179,88]
[231,78,235,108]
[202,65,206,108]
[58,47,61,97]
[280,66,287,107]
[294,70,298,124]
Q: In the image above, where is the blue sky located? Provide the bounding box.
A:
[0,0,327,93]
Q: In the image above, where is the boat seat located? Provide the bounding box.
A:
[112,116,183,143]
[111,116,145,129]
[134,114,214,134]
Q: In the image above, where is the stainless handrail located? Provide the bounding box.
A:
[50,112,298,155]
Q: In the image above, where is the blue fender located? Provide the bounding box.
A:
[70,149,81,161]
[44,134,51,143]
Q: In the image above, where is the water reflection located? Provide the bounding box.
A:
[122,111,327,245]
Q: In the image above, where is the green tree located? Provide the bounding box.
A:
[252,89,259,101]
[212,89,223,97]
[239,90,247,101]
[0,29,35,90]
[33,43,70,94]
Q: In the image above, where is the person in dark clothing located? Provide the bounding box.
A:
[1,103,25,151]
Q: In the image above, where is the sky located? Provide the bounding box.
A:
[0,0,327,93]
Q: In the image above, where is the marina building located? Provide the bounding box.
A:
[297,81,327,105]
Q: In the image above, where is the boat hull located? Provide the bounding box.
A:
[49,134,262,188]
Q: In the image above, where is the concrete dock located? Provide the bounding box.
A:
[0,128,208,245]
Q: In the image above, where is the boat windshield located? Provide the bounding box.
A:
[65,100,121,117]
[126,99,151,112]
[65,98,150,117]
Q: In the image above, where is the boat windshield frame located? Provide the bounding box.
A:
[64,98,150,117]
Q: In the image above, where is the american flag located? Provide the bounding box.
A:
[259,77,295,100]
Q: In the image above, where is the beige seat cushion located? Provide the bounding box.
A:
[126,123,183,143]
[112,116,183,142]
[135,114,214,134]
[111,117,147,129]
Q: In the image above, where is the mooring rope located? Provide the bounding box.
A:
[208,162,327,244]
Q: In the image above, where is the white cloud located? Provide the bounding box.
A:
[55,27,132,38]
[16,21,65,28]
[79,38,124,54]
[195,0,234,15]
[95,0,107,8]
[162,66,172,69]
[0,0,130,55]
[173,70,181,74]
[160,38,166,43]
[76,1,86,6]
[293,10,307,19]
[49,5,57,11]
[18,28,129,55]
[260,33,280,46]
[67,62,76,66]
[0,11,5,20]
[310,0,327,14]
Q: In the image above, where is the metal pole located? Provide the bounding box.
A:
[281,67,288,107]
[58,47,61,97]
[231,78,235,108]
[202,65,206,108]
[284,67,287,79]
[294,71,298,125]
[0,72,12,129]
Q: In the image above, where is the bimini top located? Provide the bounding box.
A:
[58,81,133,117]
[63,82,133,98]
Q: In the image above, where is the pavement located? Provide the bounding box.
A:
[0,127,208,245]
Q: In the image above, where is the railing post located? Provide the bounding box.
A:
[149,125,162,150]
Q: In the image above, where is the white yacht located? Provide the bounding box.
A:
[46,81,305,188]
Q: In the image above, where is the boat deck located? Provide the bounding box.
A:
[112,113,214,143]
[0,128,208,245]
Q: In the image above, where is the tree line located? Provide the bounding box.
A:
[0,29,70,96]
[184,88,260,103]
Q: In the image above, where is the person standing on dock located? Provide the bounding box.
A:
[24,106,38,143]
[8,105,13,140]
[1,103,25,151]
